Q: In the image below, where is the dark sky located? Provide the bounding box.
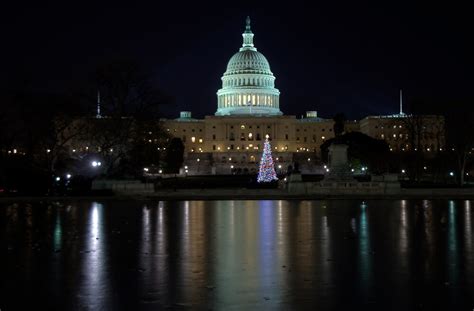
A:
[1,1,472,119]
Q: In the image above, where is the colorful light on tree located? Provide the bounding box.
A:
[257,136,278,182]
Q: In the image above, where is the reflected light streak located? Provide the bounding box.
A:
[77,202,107,309]
[53,212,62,251]
[321,213,331,287]
[157,201,169,299]
[358,202,373,298]
[399,200,408,258]
[465,201,472,251]
[464,201,472,282]
[182,201,190,256]
[258,201,278,302]
[447,200,459,287]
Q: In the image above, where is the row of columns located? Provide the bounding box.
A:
[218,94,279,108]
[224,77,273,87]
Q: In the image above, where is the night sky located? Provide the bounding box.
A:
[2,1,472,119]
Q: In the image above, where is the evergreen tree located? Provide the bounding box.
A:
[257,136,278,182]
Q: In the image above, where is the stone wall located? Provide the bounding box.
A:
[92,180,154,194]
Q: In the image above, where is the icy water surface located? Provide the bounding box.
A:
[1,200,473,310]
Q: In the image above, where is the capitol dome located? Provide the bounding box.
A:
[215,17,282,116]
[225,50,272,75]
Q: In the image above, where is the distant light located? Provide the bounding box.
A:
[284,177,287,181]
[401,169,406,174]
[323,165,327,169]
[66,174,72,179]
[97,161,102,166]
[185,169,188,173]
[92,161,98,167]
[143,167,149,172]
[159,169,163,174]
[184,166,188,169]
[197,158,200,162]
[351,168,355,172]
[230,165,234,169]
[55,177,61,181]
[46,149,51,153]
[13,149,17,154]
[307,158,311,162]
[326,168,330,172]
[423,166,427,170]
[449,172,454,176]
[278,165,282,169]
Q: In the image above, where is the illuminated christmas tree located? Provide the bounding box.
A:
[257,136,278,182]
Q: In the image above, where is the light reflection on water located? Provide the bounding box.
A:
[1,199,474,310]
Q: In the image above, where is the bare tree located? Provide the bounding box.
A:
[450,109,474,185]
[81,59,168,177]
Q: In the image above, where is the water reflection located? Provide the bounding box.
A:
[447,201,459,289]
[76,202,112,309]
[53,212,62,251]
[399,200,408,269]
[1,199,474,310]
[357,201,373,300]
[465,201,472,288]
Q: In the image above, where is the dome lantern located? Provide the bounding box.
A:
[241,16,256,51]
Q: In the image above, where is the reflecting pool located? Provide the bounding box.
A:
[1,200,473,310]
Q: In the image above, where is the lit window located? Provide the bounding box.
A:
[199,138,203,143]
[241,125,245,129]
[191,137,196,143]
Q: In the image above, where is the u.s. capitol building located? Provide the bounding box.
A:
[159,17,444,175]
